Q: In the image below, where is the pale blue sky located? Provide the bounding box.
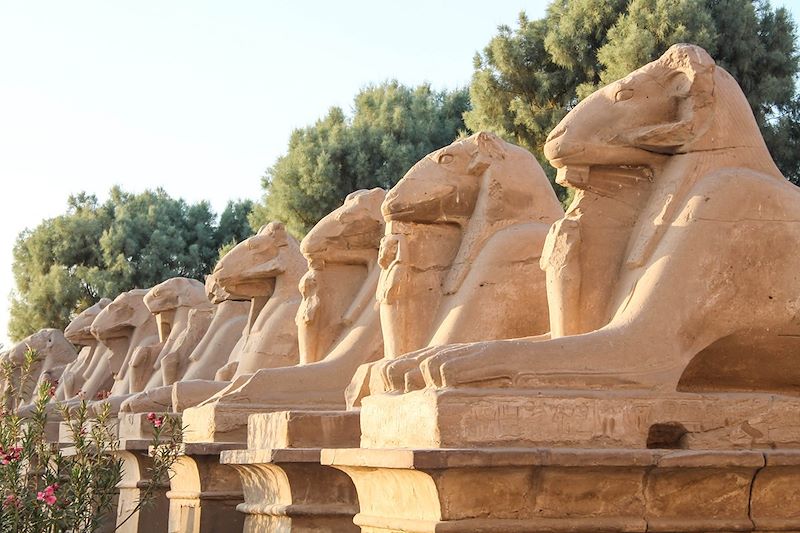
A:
[0,1,798,347]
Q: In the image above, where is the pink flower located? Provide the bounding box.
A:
[3,494,20,508]
[0,447,21,465]
[95,390,110,400]
[37,491,56,505]
[36,484,58,506]
[146,412,164,428]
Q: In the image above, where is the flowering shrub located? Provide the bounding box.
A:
[0,348,183,532]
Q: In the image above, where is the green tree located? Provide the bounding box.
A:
[249,81,470,236]
[9,188,253,341]
[85,188,218,296]
[216,199,255,245]
[763,97,800,181]
[215,199,255,260]
[466,0,800,195]
[464,13,575,194]
[10,194,111,337]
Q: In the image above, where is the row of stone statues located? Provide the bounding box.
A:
[2,117,570,428]
[2,43,799,532]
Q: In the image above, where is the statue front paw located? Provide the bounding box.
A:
[372,347,437,394]
[382,341,516,393]
[122,392,170,413]
[214,362,238,382]
[417,342,518,389]
[119,396,135,413]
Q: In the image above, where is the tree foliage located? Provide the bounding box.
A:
[466,0,800,195]
[215,199,255,259]
[9,188,254,341]
[249,81,470,236]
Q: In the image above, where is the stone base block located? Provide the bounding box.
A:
[118,412,180,441]
[58,418,120,444]
[44,420,61,442]
[360,389,800,449]
[247,410,360,449]
[322,447,800,533]
[217,410,362,532]
[222,448,359,533]
[182,401,343,444]
[167,443,244,533]
[20,420,61,445]
[115,441,169,533]
[182,402,253,444]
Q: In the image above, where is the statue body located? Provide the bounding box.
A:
[180,276,249,382]
[87,289,159,401]
[7,329,77,406]
[57,298,112,400]
[120,275,249,413]
[108,278,213,413]
[368,131,563,395]
[126,277,213,394]
[380,44,800,396]
[196,188,387,410]
[172,223,304,412]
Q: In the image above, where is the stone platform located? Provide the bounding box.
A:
[58,418,120,442]
[167,443,245,533]
[360,389,800,449]
[222,448,359,533]
[322,447,800,533]
[118,411,180,440]
[114,439,170,533]
[220,410,361,532]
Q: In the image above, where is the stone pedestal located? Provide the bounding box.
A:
[115,442,169,533]
[322,447,800,533]
[167,443,244,533]
[118,411,181,441]
[220,410,361,533]
[59,418,120,442]
[245,409,361,449]
[360,389,800,449]
[43,420,61,442]
[321,389,800,532]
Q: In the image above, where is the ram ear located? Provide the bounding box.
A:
[344,189,368,203]
[625,44,715,152]
[122,300,147,327]
[258,221,289,245]
[174,279,205,308]
[467,131,507,175]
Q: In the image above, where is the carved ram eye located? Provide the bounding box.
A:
[438,153,454,164]
[614,88,634,102]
